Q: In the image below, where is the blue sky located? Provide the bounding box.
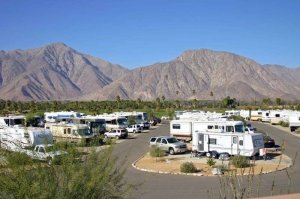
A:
[1,0,299,69]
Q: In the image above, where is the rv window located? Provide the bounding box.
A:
[64,129,67,134]
[239,140,244,146]
[172,124,180,129]
[162,139,167,144]
[235,125,244,133]
[215,125,218,129]
[226,126,234,132]
[258,112,262,115]
[208,125,213,129]
[233,137,237,144]
[275,114,280,117]
[209,138,217,145]
[46,127,50,129]
[68,128,71,134]
[266,113,269,116]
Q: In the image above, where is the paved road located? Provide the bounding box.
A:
[112,121,300,199]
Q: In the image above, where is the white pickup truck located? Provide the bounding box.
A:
[26,144,67,164]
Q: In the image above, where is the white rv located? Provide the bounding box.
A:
[261,110,271,123]
[289,114,300,132]
[192,131,264,157]
[44,111,82,123]
[0,126,52,150]
[95,114,128,131]
[170,120,245,141]
[45,123,93,142]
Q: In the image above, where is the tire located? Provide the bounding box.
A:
[211,151,219,159]
[169,148,175,155]
[206,152,212,158]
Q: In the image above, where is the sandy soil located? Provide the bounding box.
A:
[134,151,292,176]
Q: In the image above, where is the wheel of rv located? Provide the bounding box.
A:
[211,151,219,159]
[206,152,212,158]
[169,147,175,155]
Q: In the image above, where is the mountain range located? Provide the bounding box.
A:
[0,43,299,101]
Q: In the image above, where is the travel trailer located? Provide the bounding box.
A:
[45,123,93,142]
[261,110,271,123]
[170,120,245,141]
[192,131,264,157]
[250,110,262,121]
[289,114,300,132]
[0,126,52,150]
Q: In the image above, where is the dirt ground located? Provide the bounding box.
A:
[134,151,292,176]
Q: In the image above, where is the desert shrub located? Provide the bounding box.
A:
[214,164,228,173]
[180,162,197,173]
[104,137,116,145]
[207,158,216,167]
[149,146,165,157]
[230,155,249,168]
[279,121,289,127]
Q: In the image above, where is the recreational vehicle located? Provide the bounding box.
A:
[170,120,245,141]
[95,114,128,130]
[45,123,93,142]
[250,110,262,121]
[261,111,271,123]
[192,131,264,157]
[0,115,25,127]
[44,111,82,123]
[67,116,106,136]
[0,126,52,150]
[289,114,300,132]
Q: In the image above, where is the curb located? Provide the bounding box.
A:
[132,154,293,177]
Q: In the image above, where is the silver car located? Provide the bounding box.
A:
[150,136,187,155]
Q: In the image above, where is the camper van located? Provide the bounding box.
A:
[170,120,245,141]
[192,131,264,157]
[45,123,93,142]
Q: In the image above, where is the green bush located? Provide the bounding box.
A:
[207,158,216,167]
[230,155,249,168]
[149,146,165,157]
[180,162,198,173]
[279,121,289,127]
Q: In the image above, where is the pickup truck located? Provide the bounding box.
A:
[26,144,67,164]
[149,136,187,155]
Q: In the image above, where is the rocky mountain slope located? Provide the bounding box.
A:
[0,43,128,100]
[88,50,300,101]
[0,44,299,101]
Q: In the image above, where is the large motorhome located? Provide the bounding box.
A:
[71,116,106,136]
[90,114,128,131]
[45,122,93,142]
[170,120,245,141]
[192,131,264,157]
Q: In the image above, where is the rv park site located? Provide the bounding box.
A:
[1,107,300,198]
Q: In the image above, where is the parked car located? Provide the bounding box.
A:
[126,124,142,133]
[104,129,128,139]
[149,136,187,155]
[264,135,275,148]
[138,121,150,130]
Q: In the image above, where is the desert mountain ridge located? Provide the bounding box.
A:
[0,43,299,101]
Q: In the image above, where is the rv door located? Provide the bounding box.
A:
[204,134,209,152]
[231,136,239,155]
